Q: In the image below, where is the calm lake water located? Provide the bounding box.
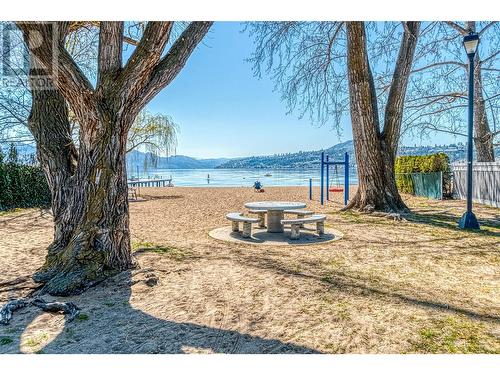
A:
[129,168,358,187]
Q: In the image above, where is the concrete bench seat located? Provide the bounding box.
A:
[281,214,326,240]
[283,209,314,215]
[283,209,314,228]
[226,213,260,238]
[248,209,267,228]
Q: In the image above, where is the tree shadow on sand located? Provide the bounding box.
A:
[406,210,500,237]
[231,254,500,324]
[0,270,320,354]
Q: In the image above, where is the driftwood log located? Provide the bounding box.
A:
[0,299,28,325]
[32,298,80,322]
[0,297,80,325]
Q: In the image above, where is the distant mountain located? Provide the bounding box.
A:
[217,140,500,169]
[0,145,230,170]
[5,141,499,170]
[217,140,354,169]
[126,150,230,170]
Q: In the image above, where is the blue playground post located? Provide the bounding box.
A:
[326,155,330,201]
[344,152,349,206]
[320,152,324,205]
[309,178,312,200]
[320,151,350,206]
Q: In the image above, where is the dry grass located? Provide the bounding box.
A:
[0,186,499,354]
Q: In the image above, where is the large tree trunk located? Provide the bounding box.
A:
[33,109,135,296]
[27,65,78,250]
[465,21,495,162]
[344,22,419,213]
[473,56,495,162]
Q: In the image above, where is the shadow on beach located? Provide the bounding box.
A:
[0,270,320,354]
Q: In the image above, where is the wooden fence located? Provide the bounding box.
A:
[451,162,500,208]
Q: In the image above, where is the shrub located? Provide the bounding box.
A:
[395,153,451,196]
[0,145,51,211]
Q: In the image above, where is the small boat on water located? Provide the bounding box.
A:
[264,173,272,177]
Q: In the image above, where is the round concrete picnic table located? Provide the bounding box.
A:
[244,201,307,233]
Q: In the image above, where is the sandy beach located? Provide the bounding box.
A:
[0,186,499,353]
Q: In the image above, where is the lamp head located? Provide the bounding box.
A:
[463,32,479,57]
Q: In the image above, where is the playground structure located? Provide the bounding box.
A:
[309,151,349,206]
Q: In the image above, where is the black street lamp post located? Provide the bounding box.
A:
[458,32,480,230]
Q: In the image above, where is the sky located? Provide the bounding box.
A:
[143,22,467,159]
[145,22,355,159]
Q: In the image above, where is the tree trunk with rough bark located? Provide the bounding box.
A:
[465,21,495,162]
[33,110,135,295]
[18,21,212,295]
[344,21,419,213]
[27,62,77,254]
[473,56,495,162]
[36,141,133,295]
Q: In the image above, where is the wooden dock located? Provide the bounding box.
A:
[128,178,173,187]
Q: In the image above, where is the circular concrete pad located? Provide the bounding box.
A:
[209,225,343,246]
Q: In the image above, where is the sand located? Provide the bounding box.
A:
[0,186,499,354]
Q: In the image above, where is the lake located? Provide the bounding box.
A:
[128,168,358,187]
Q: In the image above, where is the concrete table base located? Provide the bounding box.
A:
[267,210,284,233]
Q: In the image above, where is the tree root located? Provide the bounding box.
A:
[0,276,31,288]
[0,276,43,295]
[0,297,80,325]
[341,204,409,222]
[369,211,408,221]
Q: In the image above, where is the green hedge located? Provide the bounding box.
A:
[395,153,451,196]
[0,145,51,211]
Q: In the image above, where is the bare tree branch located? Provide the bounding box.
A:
[16,22,95,122]
[411,61,466,74]
[137,22,213,109]
[479,21,498,35]
[481,50,500,65]
[445,21,468,35]
[121,22,174,102]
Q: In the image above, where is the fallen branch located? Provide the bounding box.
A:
[0,297,80,325]
[0,299,28,325]
[31,298,80,322]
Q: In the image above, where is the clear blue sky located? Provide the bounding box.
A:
[146,22,457,159]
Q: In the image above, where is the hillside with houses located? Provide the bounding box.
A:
[217,140,499,169]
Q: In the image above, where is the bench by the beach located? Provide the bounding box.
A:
[283,209,314,228]
[281,214,326,240]
[227,208,324,240]
[226,213,260,238]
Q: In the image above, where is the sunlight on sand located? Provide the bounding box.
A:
[20,312,65,354]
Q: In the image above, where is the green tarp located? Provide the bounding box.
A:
[411,172,442,200]
[396,172,442,200]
